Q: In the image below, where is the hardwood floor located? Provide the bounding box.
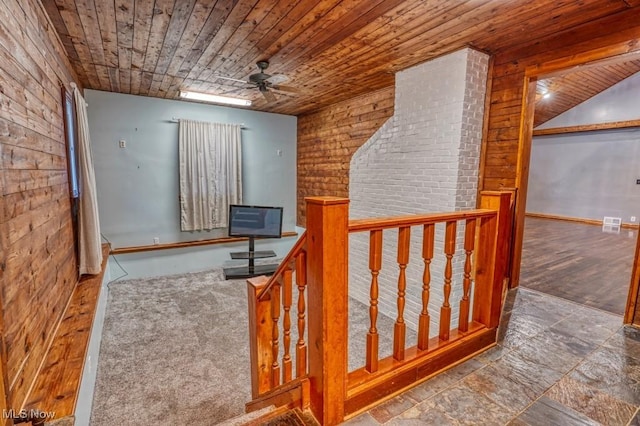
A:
[519,217,636,315]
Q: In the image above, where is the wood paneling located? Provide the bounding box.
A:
[296,86,394,226]
[0,0,79,412]
[25,245,109,419]
[40,0,640,116]
[481,7,640,295]
[535,59,640,126]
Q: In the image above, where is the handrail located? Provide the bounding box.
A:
[246,193,513,423]
[348,209,496,232]
[257,231,307,300]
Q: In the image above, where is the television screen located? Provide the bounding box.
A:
[228,205,283,238]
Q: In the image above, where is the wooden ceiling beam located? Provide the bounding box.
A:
[533,119,640,136]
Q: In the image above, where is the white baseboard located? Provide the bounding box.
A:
[74,260,111,426]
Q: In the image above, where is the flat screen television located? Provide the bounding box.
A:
[228,204,283,238]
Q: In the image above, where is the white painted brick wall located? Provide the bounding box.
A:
[348,48,489,339]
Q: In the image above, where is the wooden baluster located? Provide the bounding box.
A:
[366,230,383,373]
[418,224,435,350]
[282,267,293,383]
[296,250,307,378]
[394,227,411,361]
[439,221,456,341]
[270,282,281,387]
[459,219,476,332]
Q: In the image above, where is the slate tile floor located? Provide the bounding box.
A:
[344,288,640,425]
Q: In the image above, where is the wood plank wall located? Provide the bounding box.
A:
[0,0,79,412]
[481,7,640,319]
[483,8,640,190]
[296,86,395,226]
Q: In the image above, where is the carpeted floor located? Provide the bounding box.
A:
[91,269,252,425]
[90,268,412,425]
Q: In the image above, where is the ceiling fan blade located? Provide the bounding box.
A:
[270,84,299,93]
[261,90,276,103]
[213,75,249,84]
[266,74,289,84]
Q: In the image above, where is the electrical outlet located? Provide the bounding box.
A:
[153,237,160,245]
[119,139,126,148]
[632,216,637,223]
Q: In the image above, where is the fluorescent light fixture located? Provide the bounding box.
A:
[179,90,251,106]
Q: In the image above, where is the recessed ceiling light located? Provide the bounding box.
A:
[542,92,551,99]
[179,90,252,106]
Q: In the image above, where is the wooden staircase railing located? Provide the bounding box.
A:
[246,192,511,424]
[246,231,310,410]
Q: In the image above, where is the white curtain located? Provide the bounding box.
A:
[179,120,242,231]
[73,87,103,275]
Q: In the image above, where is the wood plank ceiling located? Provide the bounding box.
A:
[42,0,640,117]
[535,58,640,126]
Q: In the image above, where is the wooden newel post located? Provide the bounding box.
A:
[473,191,512,329]
[247,276,274,398]
[305,196,349,425]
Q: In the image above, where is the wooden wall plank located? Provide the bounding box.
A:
[0,0,79,411]
[296,86,394,226]
[478,7,640,295]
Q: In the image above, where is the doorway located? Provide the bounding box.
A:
[511,48,640,323]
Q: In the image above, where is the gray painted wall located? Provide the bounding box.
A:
[528,130,640,222]
[528,72,640,223]
[86,89,297,248]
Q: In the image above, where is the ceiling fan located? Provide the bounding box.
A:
[214,61,297,102]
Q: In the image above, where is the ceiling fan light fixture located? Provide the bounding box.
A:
[179,90,252,106]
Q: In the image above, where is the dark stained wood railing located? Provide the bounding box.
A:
[246,192,511,424]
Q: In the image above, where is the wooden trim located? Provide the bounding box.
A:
[110,231,299,255]
[257,232,307,300]
[348,210,496,232]
[345,327,495,416]
[510,75,538,288]
[245,377,309,413]
[24,244,110,419]
[526,212,602,226]
[625,231,640,324]
[533,119,640,136]
[526,212,640,229]
[525,44,640,79]
[510,43,640,314]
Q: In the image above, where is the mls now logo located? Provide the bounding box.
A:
[3,409,56,424]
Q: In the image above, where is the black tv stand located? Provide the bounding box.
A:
[229,249,276,259]
[223,237,278,280]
